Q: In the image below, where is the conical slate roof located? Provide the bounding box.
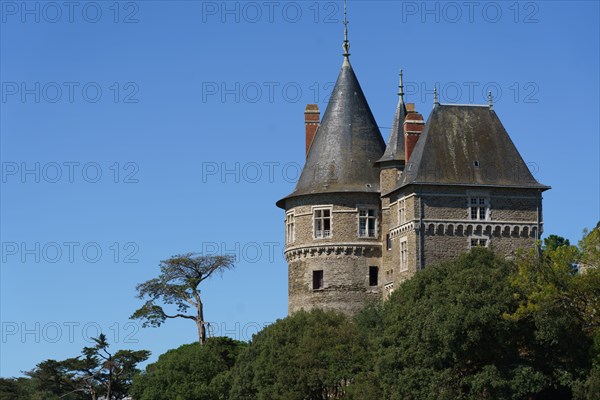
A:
[276,58,385,209]
[388,104,549,194]
[376,96,407,164]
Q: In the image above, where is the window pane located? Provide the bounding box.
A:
[324,209,330,217]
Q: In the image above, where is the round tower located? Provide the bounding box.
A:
[276,36,386,315]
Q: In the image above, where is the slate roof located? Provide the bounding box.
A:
[276,57,385,209]
[376,96,407,165]
[388,104,549,194]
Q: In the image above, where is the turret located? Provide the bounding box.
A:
[276,2,385,315]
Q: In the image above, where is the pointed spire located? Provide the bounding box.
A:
[342,0,350,58]
[433,84,439,107]
[376,69,408,165]
[398,69,405,100]
[488,91,494,110]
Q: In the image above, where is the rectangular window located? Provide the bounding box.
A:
[469,196,489,220]
[312,270,324,290]
[470,237,489,248]
[286,212,295,244]
[369,266,378,286]
[386,234,392,250]
[359,208,377,238]
[400,238,408,272]
[398,199,405,225]
[314,208,332,238]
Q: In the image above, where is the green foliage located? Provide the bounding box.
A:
[579,222,600,271]
[543,234,571,251]
[0,377,38,400]
[130,337,245,400]
[13,335,150,400]
[23,359,86,400]
[508,225,600,333]
[229,309,368,400]
[375,248,592,399]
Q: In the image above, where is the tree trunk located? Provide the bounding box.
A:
[197,300,206,345]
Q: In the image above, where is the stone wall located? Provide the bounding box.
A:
[383,185,543,284]
[284,192,383,315]
[288,249,381,315]
[282,185,543,313]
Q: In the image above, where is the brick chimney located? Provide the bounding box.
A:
[404,103,425,162]
[304,104,320,157]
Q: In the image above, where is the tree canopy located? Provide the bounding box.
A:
[130,337,245,400]
[372,247,596,399]
[2,335,149,400]
[229,309,369,400]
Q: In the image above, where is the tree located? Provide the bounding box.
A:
[508,225,600,334]
[130,253,235,344]
[507,226,600,399]
[0,377,37,400]
[24,359,84,400]
[23,335,149,400]
[74,334,151,399]
[374,248,593,399]
[229,309,369,400]
[543,234,571,252]
[130,337,245,400]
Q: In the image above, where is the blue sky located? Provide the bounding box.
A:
[1,0,598,378]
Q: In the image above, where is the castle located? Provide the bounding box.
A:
[276,12,549,315]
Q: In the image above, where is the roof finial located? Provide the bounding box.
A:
[398,69,405,100]
[342,0,350,58]
[488,90,494,110]
[433,84,439,107]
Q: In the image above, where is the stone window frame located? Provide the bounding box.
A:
[285,210,295,244]
[398,198,406,225]
[468,235,490,249]
[400,237,408,272]
[357,205,378,239]
[467,191,491,221]
[312,205,333,239]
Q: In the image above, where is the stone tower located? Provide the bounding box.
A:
[276,6,548,315]
[275,16,387,315]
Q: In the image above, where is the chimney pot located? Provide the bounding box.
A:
[406,103,415,112]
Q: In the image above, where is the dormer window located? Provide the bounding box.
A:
[314,208,332,239]
[358,208,377,238]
